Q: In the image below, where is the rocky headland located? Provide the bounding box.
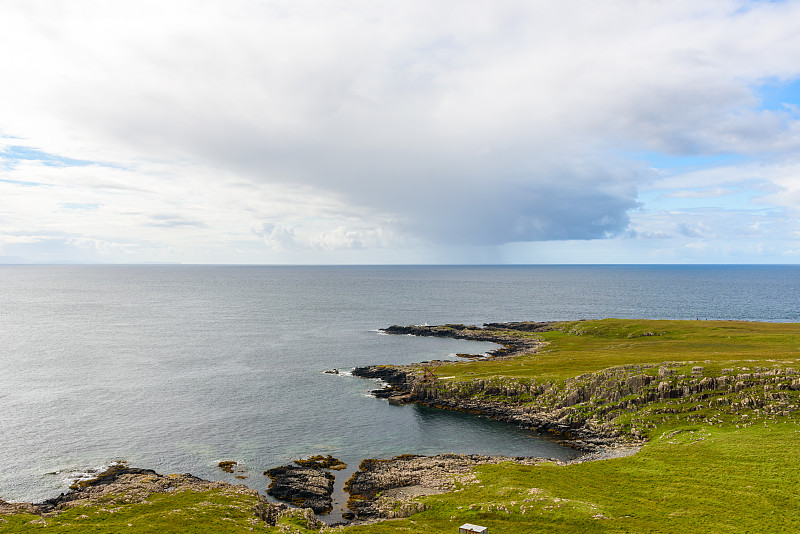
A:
[354,322,623,451]
[355,322,800,451]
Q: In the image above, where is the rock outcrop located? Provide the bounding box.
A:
[1,463,300,528]
[344,453,543,520]
[264,465,335,514]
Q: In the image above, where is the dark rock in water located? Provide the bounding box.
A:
[353,364,411,384]
[218,460,237,473]
[482,321,556,332]
[264,465,334,514]
[388,394,412,405]
[294,455,347,470]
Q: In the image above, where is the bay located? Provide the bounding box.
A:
[1,264,798,507]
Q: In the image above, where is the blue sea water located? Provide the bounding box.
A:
[0,264,798,513]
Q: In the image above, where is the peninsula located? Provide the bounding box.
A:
[2,319,800,533]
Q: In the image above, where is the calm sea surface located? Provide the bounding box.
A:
[1,265,798,509]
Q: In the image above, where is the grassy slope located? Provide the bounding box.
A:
[346,422,800,533]
[3,319,800,533]
[346,319,800,533]
[0,489,264,533]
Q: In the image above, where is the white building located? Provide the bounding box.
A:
[459,524,488,534]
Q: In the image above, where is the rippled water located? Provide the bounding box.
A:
[1,264,798,507]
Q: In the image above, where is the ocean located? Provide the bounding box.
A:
[1,264,798,513]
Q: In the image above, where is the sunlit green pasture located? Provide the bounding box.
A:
[436,319,800,383]
[345,420,800,533]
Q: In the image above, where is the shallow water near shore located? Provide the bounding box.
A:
[1,264,798,505]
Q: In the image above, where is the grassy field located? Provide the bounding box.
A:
[3,319,800,533]
[440,319,800,383]
[344,420,800,533]
[0,488,265,533]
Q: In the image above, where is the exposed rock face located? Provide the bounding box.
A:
[264,465,334,514]
[352,364,417,401]
[344,453,543,520]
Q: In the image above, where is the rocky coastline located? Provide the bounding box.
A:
[0,463,320,530]
[356,322,800,452]
[0,454,565,529]
[6,320,799,531]
[354,322,625,452]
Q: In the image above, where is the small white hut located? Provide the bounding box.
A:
[459,524,488,534]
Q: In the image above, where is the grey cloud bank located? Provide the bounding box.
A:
[1,1,800,263]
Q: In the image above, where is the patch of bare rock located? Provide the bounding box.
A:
[344,453,544,522]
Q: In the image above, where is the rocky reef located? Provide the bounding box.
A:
[294,454,347,470]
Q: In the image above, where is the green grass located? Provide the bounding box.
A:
[348,320,800,533]
[0,489,264,533]
[438,319,800,383]
[345,420,800,533]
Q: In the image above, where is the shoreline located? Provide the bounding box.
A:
[0,323,638,525]
[0,320,645,526]
[6,319,800,531]
[353,322,637,453]
[0,322,641,525]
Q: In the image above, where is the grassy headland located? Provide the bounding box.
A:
[3,319,800,532]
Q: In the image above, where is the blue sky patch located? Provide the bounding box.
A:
[0,177,46,187]
[755,77,800,111]
[1,145,95,168]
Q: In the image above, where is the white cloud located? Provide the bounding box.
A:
[2,1,800,262]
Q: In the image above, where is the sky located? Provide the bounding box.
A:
[2,1,800,264]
